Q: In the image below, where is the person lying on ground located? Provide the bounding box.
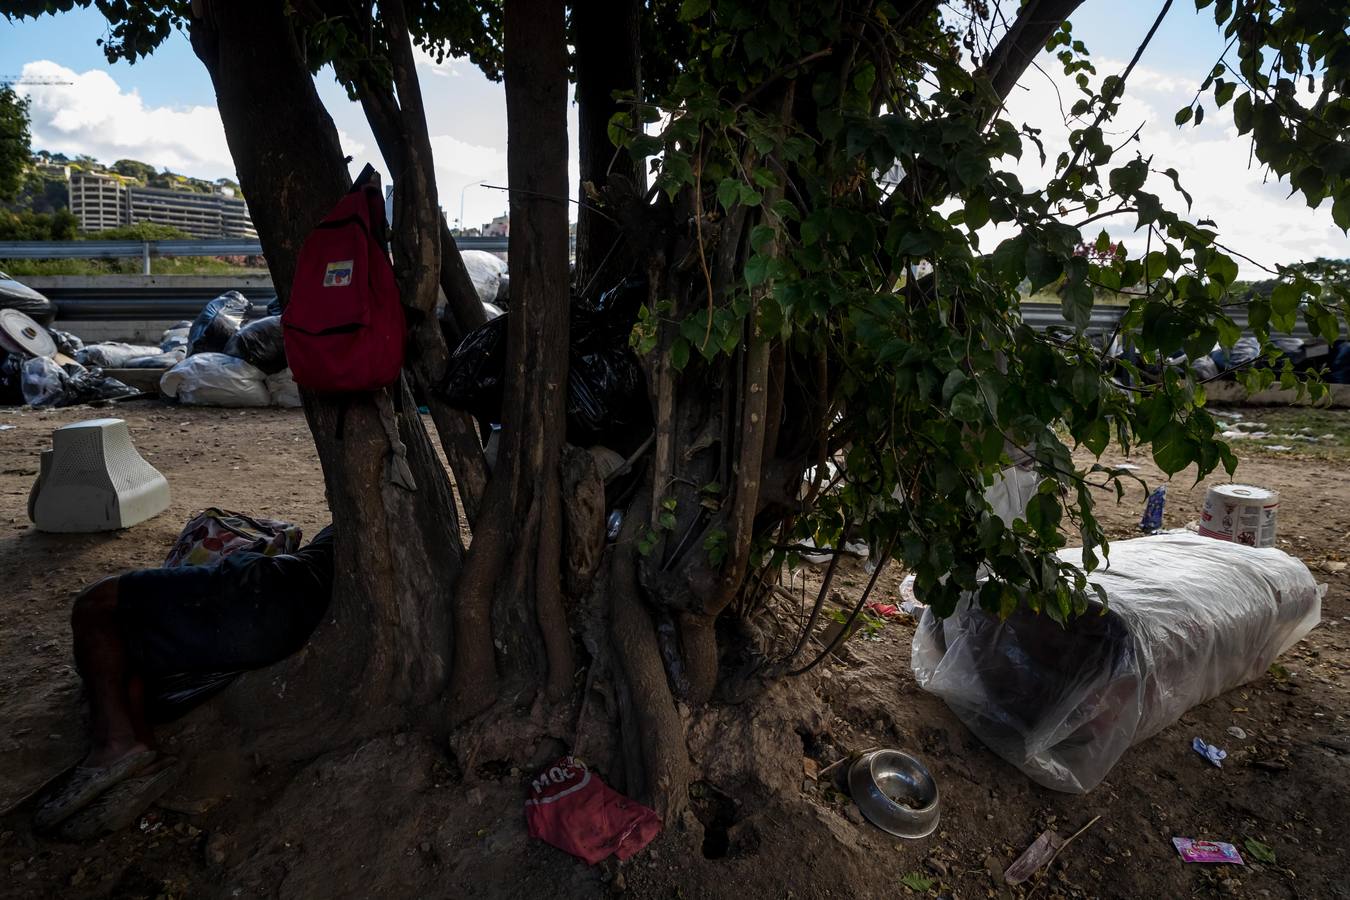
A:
[35,525,336,832]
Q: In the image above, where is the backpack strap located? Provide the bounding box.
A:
[376,382,418,492]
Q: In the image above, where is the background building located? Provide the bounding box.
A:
[66,171,256,238]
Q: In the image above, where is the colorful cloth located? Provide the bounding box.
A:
[525,756,661,865]
[163,507,301,568]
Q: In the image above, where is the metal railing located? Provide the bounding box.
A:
[0,236,511,274]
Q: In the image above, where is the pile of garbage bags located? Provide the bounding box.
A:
[912,532,1322,794]
[158,292,297,407]
[1110,335,1350,386]
[439,277,651,450]
[0,308,140,408]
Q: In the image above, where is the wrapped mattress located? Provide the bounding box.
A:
[912,532,1322,793]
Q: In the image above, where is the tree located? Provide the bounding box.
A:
[15,0,1349,852]
[0,84,33,202]
[110,158,159,183]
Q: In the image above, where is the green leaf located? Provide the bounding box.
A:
[900,872,934,893]
[1151,422,1193,476]
[1214,80,1236,106]
[1271,281,1301,317]
[678,0,710,21]
[1026,244,1063,292]
[716,178,740,211]
[1174,106,1193,126]
[1243,838,1276,865]
[744,254,770,287]
[749,224,775,253]
[670,337,690,372]
[950,391,984,423]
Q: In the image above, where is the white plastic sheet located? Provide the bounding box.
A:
[160,353,270,407]
[912,532,1322,793]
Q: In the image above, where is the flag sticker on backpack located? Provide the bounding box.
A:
[323,260,354,287]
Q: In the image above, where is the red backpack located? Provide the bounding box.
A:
[284,179,405,392]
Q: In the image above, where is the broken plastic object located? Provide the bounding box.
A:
[525,756,660,865]
[1173,837,1244,865]
[29,418,170,533]
[1192,737,1227,768]
[912,532,1322,793]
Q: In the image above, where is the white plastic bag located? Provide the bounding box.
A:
[460,250,507,305]
[160,353,270,407]
[265,368,302,408]
[912,532,1321,793]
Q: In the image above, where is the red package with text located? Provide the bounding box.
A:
[525,756,661,865]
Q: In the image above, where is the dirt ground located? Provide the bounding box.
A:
[0,400,1347,900]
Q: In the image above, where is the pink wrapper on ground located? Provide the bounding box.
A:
[1173,837,1245,864]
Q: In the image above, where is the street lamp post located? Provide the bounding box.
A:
[459,177,492,234]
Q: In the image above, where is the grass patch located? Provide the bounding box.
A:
[1,257,268,277]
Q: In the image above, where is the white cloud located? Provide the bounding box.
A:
[414,45,463,78]
[994,55,1348,275]
[17,60,238,179]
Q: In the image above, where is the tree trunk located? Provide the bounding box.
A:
[187,0,460,756]
[449,0,574,718]
[573,0,643,293]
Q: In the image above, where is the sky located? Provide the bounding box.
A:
[2,4,1345,274]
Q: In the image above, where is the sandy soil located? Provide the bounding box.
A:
[0,400,1346,900]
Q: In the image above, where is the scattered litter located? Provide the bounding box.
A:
[1227,726,1247,740]
[866,602,900,618]
[1323,561,1347,574]
[1243,838,1276,864]
[1264,445,1293,451]
[1193,737,1227,768]
[1113,463,1141,472]
[1138,485,1166,533]
[1003,829,1065,885]
[1172,837,1244,865]
[0,424,12,431]
[525,756,660,865]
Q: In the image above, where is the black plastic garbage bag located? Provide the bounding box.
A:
[1331,340,1350,385]
[440,278,650,447]
[77,342,164,368]
[223,315,287,374]
[123,351,186,369]
[441,313,509,425]
[147,671,241,723]
[0,351,23,405]
[0,274,56,326]
[1222,336,1261,371]
[188,291,250,355]
[47,328,84,356]
[161,321,191,354]
[266,296,283,318]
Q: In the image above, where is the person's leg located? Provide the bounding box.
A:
[71,577,153,767]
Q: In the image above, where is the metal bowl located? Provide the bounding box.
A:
[847,749,940,838]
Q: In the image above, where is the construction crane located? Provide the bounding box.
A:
[0,76,74,86]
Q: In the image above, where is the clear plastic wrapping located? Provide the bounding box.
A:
[912,532,1322,793]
